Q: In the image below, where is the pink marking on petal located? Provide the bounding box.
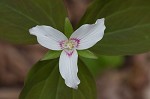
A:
[59,40,66,49]
[65,50,74,57]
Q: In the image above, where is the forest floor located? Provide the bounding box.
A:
[0,88,21,99]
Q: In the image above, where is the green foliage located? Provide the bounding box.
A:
[65,18,74,38]
[78,0,150,55]
[0,0,67,44]
[41,50,61,60]
[20,59,96,99]
[81,55,124,76]
[78,50,98,59]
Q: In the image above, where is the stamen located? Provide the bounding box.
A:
[59,38,80,50]
[69,38,80,48]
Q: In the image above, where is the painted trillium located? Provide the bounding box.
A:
[29,18,106,89]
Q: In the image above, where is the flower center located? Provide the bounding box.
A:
[64,40,75,50]
[60,38,80,50]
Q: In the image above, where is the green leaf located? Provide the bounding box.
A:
[64,17,74,38]
[19,59,96,99]
[78,50,98,59]
[81,55,124,76]
[41,50,61,61]
[0,0,67,44]
[78,0,150,55]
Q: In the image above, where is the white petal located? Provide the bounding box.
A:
[70,18,106,50]
[29,25,68,50]
[59,50,80,89]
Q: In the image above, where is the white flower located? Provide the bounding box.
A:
[29,18,106,89]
